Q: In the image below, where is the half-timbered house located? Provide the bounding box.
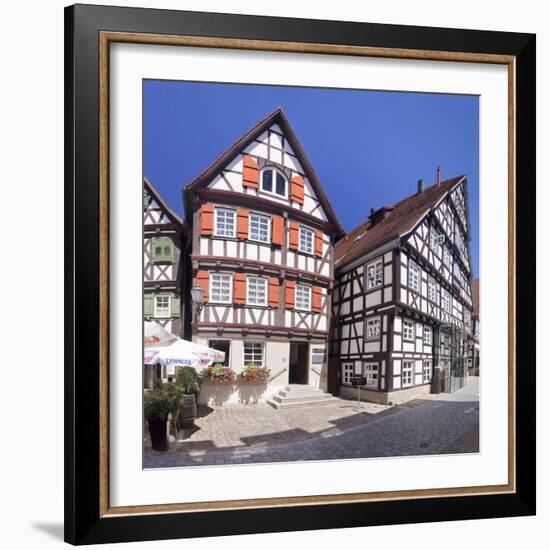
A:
[330,176,474,404]
[468,278,480,375]
[143,177,189,352]
[183,108,344,402]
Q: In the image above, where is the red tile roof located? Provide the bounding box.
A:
[334,176,466,268]
[472,278,479,317]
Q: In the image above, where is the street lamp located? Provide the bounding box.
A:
[191,285,205,322]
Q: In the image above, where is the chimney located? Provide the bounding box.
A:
[370,208,376,216]
[437,165,441,187]
[417,179,425,194]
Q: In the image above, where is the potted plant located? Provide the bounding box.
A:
[201,363,235,384]
[174,366,202,428]
[144,384,179,451]
[238,363,271,384]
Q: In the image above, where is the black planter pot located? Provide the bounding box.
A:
[178,393,197,429]
[148,417,169,451]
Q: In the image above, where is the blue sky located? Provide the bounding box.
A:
[144,80,479,276]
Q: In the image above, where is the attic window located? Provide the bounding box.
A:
[261,167,287,198]
[352,231,366,243]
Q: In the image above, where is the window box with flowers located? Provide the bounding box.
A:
[200,363,236,384]
[238,364,271,384]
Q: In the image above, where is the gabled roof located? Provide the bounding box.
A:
[144,176,186,229]
[334,175,466,268]
[472,278,479,317]
[183,108,344,237]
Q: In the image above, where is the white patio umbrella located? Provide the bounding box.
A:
[144,320,178,347]
[144,337,225,369]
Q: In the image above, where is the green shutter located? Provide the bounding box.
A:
[152,236,174,264]
[144,294,153,317]
[170,295,180,318]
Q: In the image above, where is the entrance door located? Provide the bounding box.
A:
[289,343,309,384]
[208,339,231,367]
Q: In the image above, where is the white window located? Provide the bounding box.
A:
[443,246,451,268]
[295,284,312,311]
[342,362,354,385]
[365,317,381,340]
[423,326,432,344]
[428,276,437,302]
[430,227,442,252]
[366,259,383,289]
[210,273,232,304]
[249,213,271,243]
[299,226,314,254]
[403,320,414,340]
[154,295,171,318]
[243,342,264,367]
[423,360,432,383]
[261,167,287,198]
[408,261,420,292]
[403,361,414,387]
[442,289,451,313]
[214,207,236,238]
[363,362,379,388]
[247,276,267,306]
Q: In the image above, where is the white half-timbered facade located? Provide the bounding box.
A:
[143,177,188,345]
[330,177,474,404]
[184,109,344,400]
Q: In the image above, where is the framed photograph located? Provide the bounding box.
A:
[65,4,536,545]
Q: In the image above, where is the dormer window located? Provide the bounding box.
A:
[261,167,287,198]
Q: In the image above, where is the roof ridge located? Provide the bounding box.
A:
[183,108,345,237]
[334,175,466,268]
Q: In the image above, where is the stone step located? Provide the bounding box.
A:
[267,396,340,410]
[272,392,333,404]
[284,384,319,392]
[279,388,325,398]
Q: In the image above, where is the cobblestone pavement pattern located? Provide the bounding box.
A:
[144,377,480,468]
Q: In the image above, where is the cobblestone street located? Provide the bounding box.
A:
[144,377,479,468]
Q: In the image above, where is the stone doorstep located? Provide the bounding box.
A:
[279,387,325,397]
[272,392,331,403]
[266,397,340,410]
[284,384,320,392]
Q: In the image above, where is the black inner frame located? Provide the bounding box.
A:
[65,4,536,545]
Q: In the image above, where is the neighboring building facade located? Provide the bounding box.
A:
[183,109,344,400]
[468,278,480,375]
[329,177,474,404]
[143,177,189,343]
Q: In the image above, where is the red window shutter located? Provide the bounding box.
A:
[312,286,323,313]
[268,277,280,308]
[284,280,296,309]
[271,215,284,246]
[242,155,259,189]
[200,203,214,236]
[196,270,209,302]
[237,208,249,239]
[290,175,305,204]
[234,272,246,305]
[315,230,323,257]
[288,221,299,251]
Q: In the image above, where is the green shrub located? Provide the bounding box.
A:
[144,383,180,421]
[175,366,202,394]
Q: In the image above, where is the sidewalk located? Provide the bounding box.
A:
[144,377,479,468]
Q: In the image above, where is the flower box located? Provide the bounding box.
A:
[237,365,271,384]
